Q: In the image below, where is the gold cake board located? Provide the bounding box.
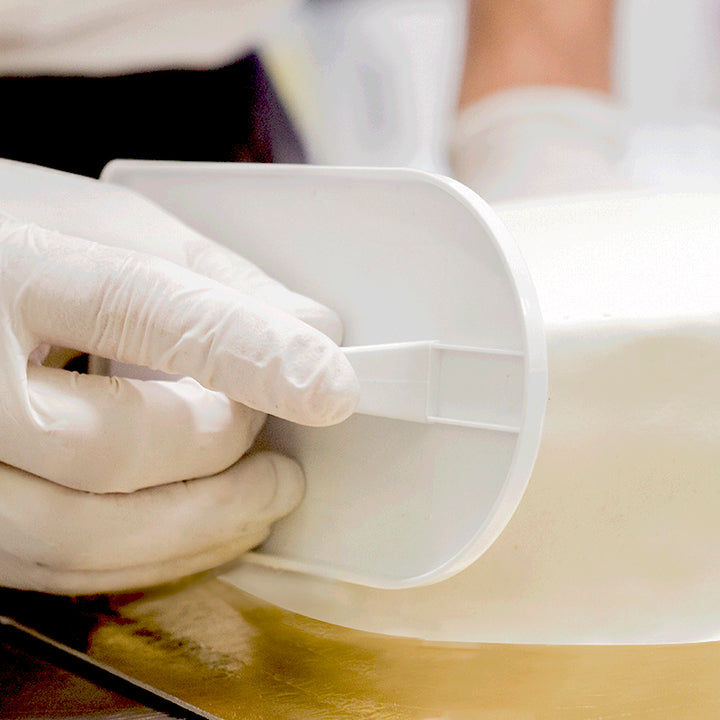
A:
[2,576,720,719]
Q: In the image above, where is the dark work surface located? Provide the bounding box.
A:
[0,588,192,719]
[0,626,170,719]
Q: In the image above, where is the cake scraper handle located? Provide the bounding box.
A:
[343,341,525,432]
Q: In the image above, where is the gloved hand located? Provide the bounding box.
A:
[0,159,359,595]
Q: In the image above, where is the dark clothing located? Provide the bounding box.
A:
[0,54,303,178]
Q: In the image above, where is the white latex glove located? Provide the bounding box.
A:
[0,159,359,595]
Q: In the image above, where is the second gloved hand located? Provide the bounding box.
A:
[0,159,359,595]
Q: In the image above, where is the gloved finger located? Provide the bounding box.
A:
[0,159,343,340]
[2,365,264,493]
[0,531,269,596]
[4,216,359,427]
[0,451,303,574]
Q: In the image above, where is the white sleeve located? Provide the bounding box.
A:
[0,0,301,75]
[449,86,632,203]
[450,84,720,203]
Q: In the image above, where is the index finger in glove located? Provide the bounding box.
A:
[3,216,359,427]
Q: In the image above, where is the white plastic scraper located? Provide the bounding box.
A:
[100,161,547,590]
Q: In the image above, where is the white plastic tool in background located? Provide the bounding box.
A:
[101,161,547,590]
